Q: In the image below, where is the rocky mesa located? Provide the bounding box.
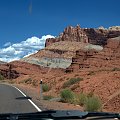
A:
[21,25,120,70]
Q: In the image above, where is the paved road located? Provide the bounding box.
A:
[0,84,40,113]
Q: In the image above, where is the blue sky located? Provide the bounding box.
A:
[0,0,120,62]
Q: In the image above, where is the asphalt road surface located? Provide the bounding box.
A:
[0,84,41,113]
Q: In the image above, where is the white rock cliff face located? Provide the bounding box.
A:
[21,57,72,69]
[21,41,103,69]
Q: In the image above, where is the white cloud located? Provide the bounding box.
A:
[4,42,11,47]
[0,57,20,63]
[0,35,55,62]
[0,46,15,55]
[23,51,38,58]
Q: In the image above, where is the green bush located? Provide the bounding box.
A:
[0,74,4,80]
[43,95,53,100]
[62,77,83,88]
[84,96,102,112]
[77,93,88,106]
[60,89,74,103]
[60,89,102,112]
[42,84,50,92]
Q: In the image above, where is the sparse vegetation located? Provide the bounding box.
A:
[19,78,32,84]
[60,89,74,103]
[60,90,102,111]
[42,84,50,92]
[43,95,53,100]
[87,91,94,98]
[84,95,102,112]
[24,78,32,84]
[62,77,83,88]
[112,67,120,71]
[77,92,88,106]
[88,71,95,75]
[0,74,4,80]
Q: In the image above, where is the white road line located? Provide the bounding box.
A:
[13,86,42,112]
[14,86,27,97]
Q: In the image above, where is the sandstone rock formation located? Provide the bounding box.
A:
[66,36,120,72]
[22,25,120,71]
[45,25,89,47]
[108,26,120,31]
[45,25,120,47]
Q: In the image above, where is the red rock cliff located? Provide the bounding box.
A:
[65,36,120,72]
[45,25,120,47]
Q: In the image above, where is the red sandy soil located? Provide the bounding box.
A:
[9,66,120,113]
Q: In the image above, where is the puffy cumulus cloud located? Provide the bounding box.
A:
[0,35,55,62]
[0,46,16,56]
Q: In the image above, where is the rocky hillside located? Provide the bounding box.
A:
[0,63,19,79]
[66,36,120,72]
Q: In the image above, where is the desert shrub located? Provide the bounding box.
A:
[77,93,88,106]
[88,71,95,75]
[60,89,102,112]
[87,91,94,98]
[42,84,50,92]
[84,96,102,112]
[0,74,4,80]
[112,67,120,71]
[23,78,32,84]
[62,77,83,88]
[60,89,74,103]
[43,95,53,100]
